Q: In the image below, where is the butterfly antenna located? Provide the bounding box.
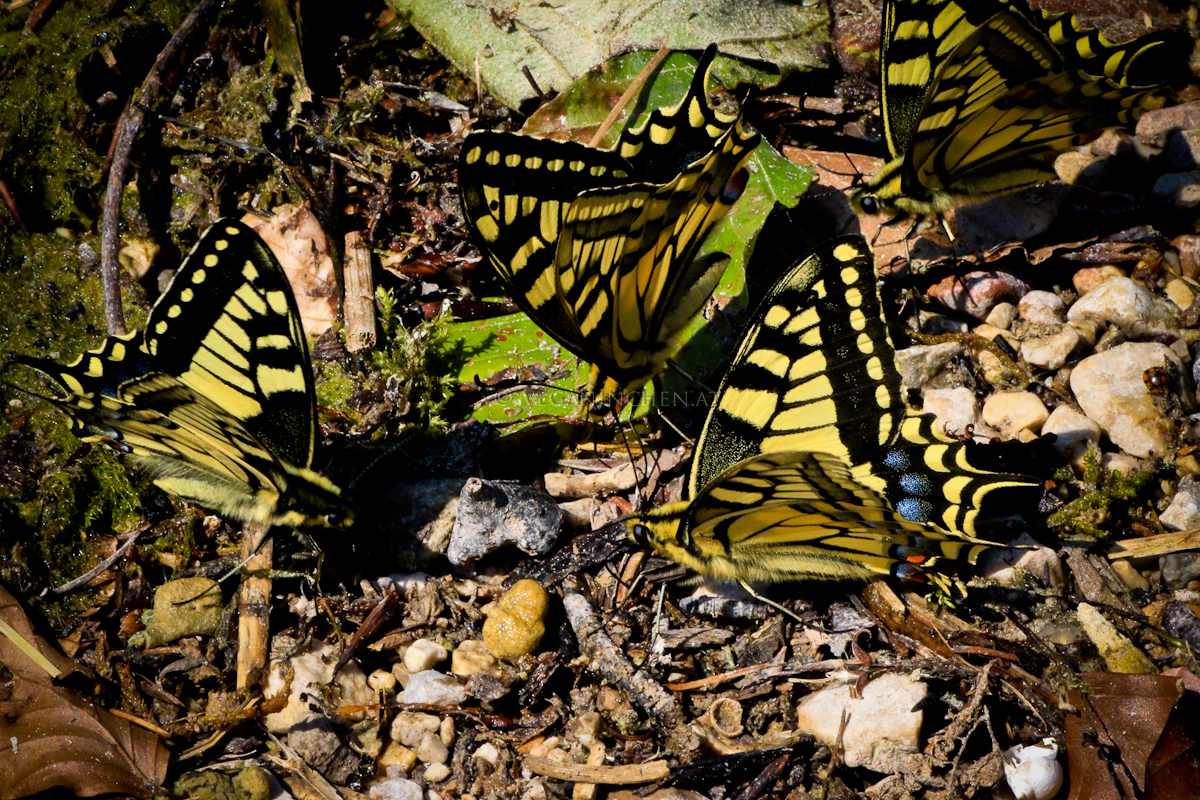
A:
[737,579,804,623]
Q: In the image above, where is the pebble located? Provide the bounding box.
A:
[1040,405,1101,463]
[985,301,1018,329]
[440,717,456,748]
[921,387,978,437]
[1162,601,1200,652]
[402,671,467,706]
[1003,739,1063,800]
[450,639,502,678]
[1054,150,1107,188]
[795,673,926,770]
[1165,128,1200,171]
[1110,560,1150,592]
[424,763,451,783]
[1090,129,1137,159]
[1164,278,1195,311]
[1067,318,1101,349]
[473,743,501,765]
[1071,265,1124,295]
[1152,171,1200,208]
[1175,235,1200,280]
[895,342,963,390]
[391,712,442,748]
[1102,452,1144,478]
[926,270,1029,319]
[1161,477,1200,531]
[482,579,549,661]
[1136,100,1200,148]
[265,639,374,734]
[1018,290,1066,325]
[369,670,398,694]
[1162,553,1200,589]
[416,732,449,765]
[404,639,449,673]
[1069,342,1182,459]
[446,479,563,566]
[1020,325,1079,370]
[980,392,1049,440]
[369,778,424,800]
[378,741,419,775]
[1067,277,1159,334]
[978,534,1064,591]
[128,577,223,649]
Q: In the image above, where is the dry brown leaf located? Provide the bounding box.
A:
[243,205,339,338]
[0,587,169,799]
[1065,672,1181,800]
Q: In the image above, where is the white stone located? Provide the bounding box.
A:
[978,534,1064,591]
[404,639,449,673]
[1161,478,1200,531]
[1066,277,1168,334]
[985,302,1018,330]
[390,711,442,748]
[795,673,926,770]
[369,778,424,800]
[1067,318,1101,348]
[1070,343,1183,458]
[474,743,501,765]
[1019,290,1066,325]
[981,392,1049,440]
[369,670,398,693]
[416,731,449,764]
[922,387,979,437]
[1165,278,1195,311]
[440,717,456,748]
[1041,406,1101,462]
[450,639,502,678]
[1020,326,1079,370]
[264,639,373,734]
[1103,452,1145,478]
[896,342,963,390]
[1072,266,1125,295]
[402,671,467,706]
[1004,739,1063,800]
[1153,170,1200,208]
[424,763,451,783]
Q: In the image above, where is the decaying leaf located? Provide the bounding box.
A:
[0,587,169,799]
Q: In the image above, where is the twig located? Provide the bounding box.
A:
[236,524,272,691]
[100,0,221,335]
[587,48,670,148]
[51,523,149,594]
[562,578,683,726]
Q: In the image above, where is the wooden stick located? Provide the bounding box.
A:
[343,230,377,353]
[236,524,272,691]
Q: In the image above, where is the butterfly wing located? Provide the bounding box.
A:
[629,235,1041,582]
[631,450,994,585]
[15,219,352,529]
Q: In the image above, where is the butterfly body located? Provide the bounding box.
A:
[15,219,353,530]
[627,235,1042,587]
[852,0,1171,218]
[459,46,760,412]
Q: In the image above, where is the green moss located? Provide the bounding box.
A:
[0,0,196,226]
[315,287,453,436]
[1047,445,1154,539]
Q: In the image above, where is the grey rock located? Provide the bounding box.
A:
[447,478,563,565]
[1161,553,1200,589]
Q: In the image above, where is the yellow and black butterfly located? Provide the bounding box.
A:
[626,235,1042,588]
[458,45,760,413]
[13,219,354,530]
[851,0,1171,218]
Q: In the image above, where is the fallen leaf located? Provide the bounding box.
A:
[0,587,169,799]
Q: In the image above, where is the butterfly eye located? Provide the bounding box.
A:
[859,195,879,215]
[630,523,649,546]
